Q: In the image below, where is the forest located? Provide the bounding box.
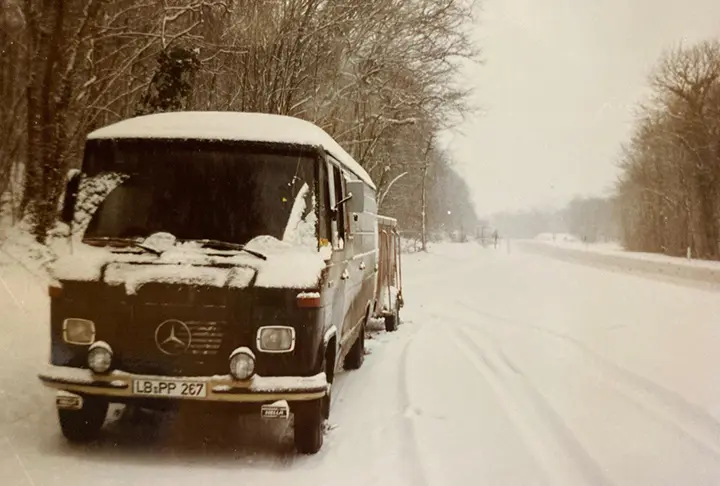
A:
[616,40,720,259]
[0,0,479,244]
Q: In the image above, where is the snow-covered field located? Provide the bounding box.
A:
[3,240,720,485]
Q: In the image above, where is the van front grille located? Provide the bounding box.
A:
[186,320,226,356]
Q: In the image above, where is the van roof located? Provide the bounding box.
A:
[87,111,375,189]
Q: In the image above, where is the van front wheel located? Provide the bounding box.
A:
[293,399,324,454]
[58,397,108,443]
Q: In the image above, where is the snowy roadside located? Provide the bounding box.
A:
[528,238,720,269]
[0,225,424,486]
[6,237,720,484]
[519,239,720,288]
[0,224,57,285]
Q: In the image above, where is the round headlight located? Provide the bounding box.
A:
[229,347,255,380]
[87,341,113,374]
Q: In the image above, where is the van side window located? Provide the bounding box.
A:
[325,160,339,248]
[326,161,347,249]
[332,165,347,246]
[318,158,332,246]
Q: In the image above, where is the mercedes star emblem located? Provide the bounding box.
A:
[155,319,192,355]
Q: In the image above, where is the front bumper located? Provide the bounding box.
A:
[38,365,328,403]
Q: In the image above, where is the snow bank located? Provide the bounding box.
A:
[521,240,720,286]
[400,237,423,253]
[0,222,55,274]
[86,111,375,189]
[534,232,579,243]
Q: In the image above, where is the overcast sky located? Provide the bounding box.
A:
[442,0,720,217]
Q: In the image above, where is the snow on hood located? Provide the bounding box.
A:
[103,263,255,295]
[244,235,326,288]
[51,235,325,291]
[52,243,116,282]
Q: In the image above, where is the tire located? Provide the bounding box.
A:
[293,399,324,454]
[58,397,108,443]
[322,384,331,420]
[385,304,400,332]
[321,351,333,420]
[343,322,365,370]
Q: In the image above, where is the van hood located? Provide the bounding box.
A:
[52,235,327,293]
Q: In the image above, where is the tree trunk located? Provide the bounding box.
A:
[421,164,428,252]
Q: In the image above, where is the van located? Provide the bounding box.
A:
[38,111,392,454]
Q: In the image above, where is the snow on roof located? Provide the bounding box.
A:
[87,111,375,189]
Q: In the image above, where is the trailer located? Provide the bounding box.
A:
[374,215,404,332]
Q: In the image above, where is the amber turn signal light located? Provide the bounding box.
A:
[296,292,321,308]
[48,284,63,298]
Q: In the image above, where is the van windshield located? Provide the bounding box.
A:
[79,140,317,246]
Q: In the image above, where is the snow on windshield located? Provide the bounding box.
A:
[282,183,318,249]
[72,172,129,237]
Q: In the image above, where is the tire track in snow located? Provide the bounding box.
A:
[450,326,615,486]
[396,324,430,486]
[453,301,720,462]
[330,320,423,410]
[323,321,429,486]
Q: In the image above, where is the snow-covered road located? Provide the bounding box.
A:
[3,243,720,485]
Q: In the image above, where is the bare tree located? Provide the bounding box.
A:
[1,0,481,243]
[617,40,720,258]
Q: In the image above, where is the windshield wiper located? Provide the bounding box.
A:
[190,239,267,261]
[82,236,163,256]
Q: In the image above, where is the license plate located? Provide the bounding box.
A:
[132,379,207,398]
[261,401,290,419]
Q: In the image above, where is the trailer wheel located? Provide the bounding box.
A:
[384,303,400,332]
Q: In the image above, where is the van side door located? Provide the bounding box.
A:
[325,159,352,358]
[346,180,378,328]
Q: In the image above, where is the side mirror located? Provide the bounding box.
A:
[61,169,82,224]
[346,181,366,214]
